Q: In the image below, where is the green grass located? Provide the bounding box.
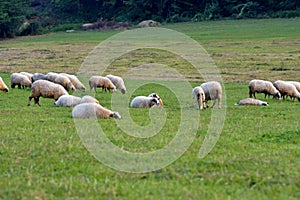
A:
[0,18,300,199]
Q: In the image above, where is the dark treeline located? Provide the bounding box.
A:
[1,0,300,38]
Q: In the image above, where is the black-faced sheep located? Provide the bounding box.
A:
[54,75,76,92]
[89,76,116,93]
[28,80,68,106]
[32,73,47,82]
[130,96,159,108]
[248,79,281,99]
[273,80,300,102]
[10,73,32,89]
[72,103,121,119]
[200,81,222,108]
[60,73,86,92]
[192,86,206,110]
[105,74,126,94]
[0,77,9,92]
[55,95,82,107]
[235,98,269,106]
[148,93,163,106]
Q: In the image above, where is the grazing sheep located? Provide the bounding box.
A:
[192,86,206,110]
[105,74,126,94]
[60,73,86,92]
[148,93,163,106]
[20,72,33,82]
[89,76,116,93]
[130,96,159,108]
[200,81,222,108]
[54,75,76,92]
[248,79,281,99]
[0,77,9,92]
[55,95,81,107]
[235,98,269,106]
[28,80,68,106]
[80,95,99,104]
[32,73,47,82]
[10,73,32,89]
[72,103,121,119]
[273,80,300,102]
[286,81,300,93]
[46,72,59,82]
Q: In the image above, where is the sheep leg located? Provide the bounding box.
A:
[211,100,216,108]
[34,97,40,106]
[27,96,32,106]
[218,99,221,109]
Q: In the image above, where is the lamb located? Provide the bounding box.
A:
[192,86,206,110]
[46,72,59,82]
[10,73,32,89]
[148,93,163,106]
[60,73,86,92]
[54,75,76,92]
[0,77,9,92]
[235,98,269,106]
[80,95,99,104]
[286,81,300,93]
[55,95,81,107]
[20,72,33,82]
[273,80,300,102]
[28,80,68,106]
[105,74,126,94]
[130,96,159,108]
[248,79,281,99]
[32,73,47,82]
[72,103,121,119]
[200,81,222,108]
[89,76,116,93]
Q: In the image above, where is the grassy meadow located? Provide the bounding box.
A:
[0,18,300,199]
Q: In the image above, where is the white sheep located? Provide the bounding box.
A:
[54,75,76,92]
[10,73,32,89]
[105,74,126,94]
[235,98,269,106]
[60,73,86,92]
[200,81,222,108]
[0,77,9,92]
[55,95,82,107]
[192,86,206,110]
[249,79,281,99]
[137,20,160,27]
[20,72,33,82]
[130,96,159,108]
[273,80,300,102]
[89,76,116,93]
[46,72,59,82]
[80,95,99,104]
[72,103,121,119]
[286,81,300,93]
[148,93,163,106]
[28,80,68,106]
[32,73,47,82]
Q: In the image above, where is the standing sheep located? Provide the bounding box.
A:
[46,72,59,82]
[148,93,163,106]
[273,80,300,102]
[32,73,47,82]
[10,73,32,89]
[200,81,222,108]
[54,75,76,92]
[130,96,159,108]
[105,74,126,94]
[286,81,300,93]
[89,76,116,93]
[192,86,206,110]
[248,79,281,99]
[20,72,33,82]
[0,77,9,92]
[235,98,269,106]
[60,73,86,92]
[55,95,82,107]
[28,80,68,106]
[80,95,99,104]
[72,103,121,119]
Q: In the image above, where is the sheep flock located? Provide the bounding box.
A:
[0,71,299,120]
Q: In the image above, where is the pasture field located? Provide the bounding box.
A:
[0,18,300,199]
